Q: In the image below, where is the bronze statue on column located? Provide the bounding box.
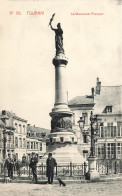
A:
[49,14,65,55]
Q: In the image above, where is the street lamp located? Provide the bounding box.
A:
[85,111,100,181]
[78,116,90,143]
[0,115,9,159]
[78,117,84,130]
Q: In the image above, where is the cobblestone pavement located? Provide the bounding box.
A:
[0,181,122,196]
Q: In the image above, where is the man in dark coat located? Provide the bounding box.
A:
[4,153,14,179]
[29,152,38,183]
[46,153,57,184]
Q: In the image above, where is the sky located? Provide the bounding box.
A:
[0,0,121,129]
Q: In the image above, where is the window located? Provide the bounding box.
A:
[27,131,30,137]
[15,124,17,132]
[72,137,74,143]
[83,135,87,143]
[100,127,104,138]
[19,125,22,134]
[34,142,36,149]
[97,143,105,159]
[116,143,122,159]
[82,113,88,125]
[19,138,22,148]
[11,135,14,144]
[118,126,121,136]
[100,123,116,138]
[15,137,18,148]
[36,142,38,149]
[27,142,30,149]
[105,106,112,113]
[41,133,46,138]
[60,137,64,143]
[106,143,115,159]
[117,123,122,137]
[105,127,107,138]
[23,125,25,134]
[111,126,114,137]
[23,138,26,148]
[31,142,33,149]
[40,143,42,151]
[113,126,116,137]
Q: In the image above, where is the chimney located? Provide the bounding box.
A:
[2,110,7,115]
[91,87,94,98]
[95,77,101,95]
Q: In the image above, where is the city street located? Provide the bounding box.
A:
[0,181,122,196]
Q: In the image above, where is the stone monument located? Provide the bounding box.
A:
[41,14,86,164]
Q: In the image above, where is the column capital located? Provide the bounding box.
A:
[53,53,68,66]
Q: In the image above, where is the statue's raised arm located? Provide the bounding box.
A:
[49,14,65,56]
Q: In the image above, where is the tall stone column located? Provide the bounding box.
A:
[41,17,86,164]
[50,54,73,133]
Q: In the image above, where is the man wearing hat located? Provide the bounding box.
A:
[46,153,57,184]
[29,152,38,183]
[4,153,14,179]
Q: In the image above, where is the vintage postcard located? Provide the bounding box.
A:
[0,0,121,195]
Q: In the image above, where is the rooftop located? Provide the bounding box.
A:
[27,125,50,134]
[94,85,122,114]
[68,96,94,106]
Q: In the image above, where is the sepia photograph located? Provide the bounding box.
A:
[0,0,122,195]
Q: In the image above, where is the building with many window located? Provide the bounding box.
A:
[68,78,122,160]
[94,79,122,160]
[0,110,49,163]
[26,125,50,161]
[0,111,15,162]
[0,110,27,161]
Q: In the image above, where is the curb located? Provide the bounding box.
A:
[0,177,122,184]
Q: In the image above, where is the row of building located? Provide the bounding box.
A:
[0,110,50,162]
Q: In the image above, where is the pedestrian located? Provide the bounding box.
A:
[22,154,26,164]
[29,152,38,183]
[4,153,14,179]
[46,153,57,184]
[15,160,21,176]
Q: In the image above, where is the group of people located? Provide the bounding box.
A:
[29,152,57,184]
[4,153,27,179]
[4,152,57,184]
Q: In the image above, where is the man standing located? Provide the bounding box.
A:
[4,153,14,179]
[46,153,57,184]
[29,152,38,183]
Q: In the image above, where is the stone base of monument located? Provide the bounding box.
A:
[40,134,86,165]
[85,156,100,181]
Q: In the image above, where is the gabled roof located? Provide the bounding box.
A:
[68,96,94,106]
[94,85,122,114]
[1,110,27,123]
[27,125,50,134]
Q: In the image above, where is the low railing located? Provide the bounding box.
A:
[97,159,122,175]
[0,162,88,179]
[1,160,122,179]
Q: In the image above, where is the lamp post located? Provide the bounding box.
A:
[89,111,99,157]
[0,115,9,160]
[85,111,100,181]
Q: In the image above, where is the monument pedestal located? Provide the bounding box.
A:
[85,156,100,181]
[40,53,86,165]
[41,132,86,165]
